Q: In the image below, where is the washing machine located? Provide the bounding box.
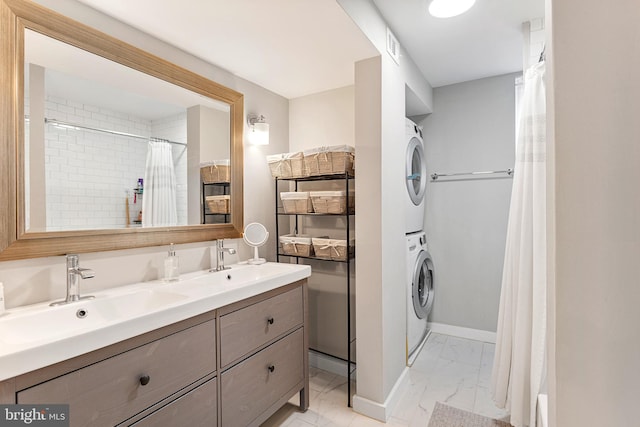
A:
[406,231,434,366]
[405,118,427,234]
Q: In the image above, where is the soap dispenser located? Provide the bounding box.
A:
[164,244,179,282]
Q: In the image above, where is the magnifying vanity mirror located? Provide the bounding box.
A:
[0,0,244,261]
[243,223,269,265]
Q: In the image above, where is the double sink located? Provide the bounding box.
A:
[0,262,311,381]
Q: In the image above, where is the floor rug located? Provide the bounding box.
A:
[428,402,511,427]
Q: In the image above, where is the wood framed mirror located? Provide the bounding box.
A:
[0,0,244,261]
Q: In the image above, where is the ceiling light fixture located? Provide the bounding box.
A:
[428,0,476,18]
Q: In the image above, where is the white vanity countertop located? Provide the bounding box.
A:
[0,262,311,382]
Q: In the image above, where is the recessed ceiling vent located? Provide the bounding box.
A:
[386,27,400,65]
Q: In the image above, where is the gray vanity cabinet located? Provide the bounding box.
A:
[130,378,218,426]
[219,286,308,426]
[17,319,217,426]
[0,280,309,427]
[219,286,304,368]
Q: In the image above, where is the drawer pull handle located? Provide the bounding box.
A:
[267,317,274,325]
[139,375,151,386]
[268,365,275,373]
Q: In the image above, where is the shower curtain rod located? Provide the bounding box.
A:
[430,168,513,181]
[43,118,188,147]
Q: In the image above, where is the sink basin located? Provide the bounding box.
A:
[0,290,187,346]
[0,262,311,382]
[161,263,308,297]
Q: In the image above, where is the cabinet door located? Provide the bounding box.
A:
[18,320,216,427]
[220,287,303,367]
[127,378,217,427]
[221,328,304,427]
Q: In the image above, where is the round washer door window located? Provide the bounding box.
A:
[412,250,434,319]
[405,137,426,206]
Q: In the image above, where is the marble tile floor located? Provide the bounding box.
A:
[262,333,510,427]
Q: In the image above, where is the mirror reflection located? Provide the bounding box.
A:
[24,30,231,232]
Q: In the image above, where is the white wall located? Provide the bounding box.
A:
[289,86,356,360]
[354,55,385,407]
[548,0,640,425]
[289,86,355,150]
[0,0,289,309]
[422,73,517,333]
[339,0,433,419]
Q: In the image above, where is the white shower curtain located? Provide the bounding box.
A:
[142,140,178,227]
[491,60,546,427]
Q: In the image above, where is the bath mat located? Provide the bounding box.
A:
[428,402,511,427]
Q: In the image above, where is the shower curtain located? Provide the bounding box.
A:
[491,60,546,427]
[142,140,178,227]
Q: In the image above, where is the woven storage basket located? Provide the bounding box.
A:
[312,237,355,261]
[303,145,355,176]
[309,191,355,214]
[200,160,230,183]
[279,234,314,257]
[205,195,230,214]
[281,192,314,214]
[267,152,306,178]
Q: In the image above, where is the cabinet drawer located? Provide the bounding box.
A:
[220,287,303,367]
[221,328,304,427]
[18,320,216,427]
[127,378,217,427]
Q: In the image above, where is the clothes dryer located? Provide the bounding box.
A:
[406,231,434,365]
[405,118,426,234]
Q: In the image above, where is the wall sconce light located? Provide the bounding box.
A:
[247,114,269,145]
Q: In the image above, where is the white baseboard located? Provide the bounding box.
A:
[427,322,497,343]
[353,367,410,422]
[309,350,354,377]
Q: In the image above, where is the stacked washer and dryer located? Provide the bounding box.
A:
[404,118,435,366]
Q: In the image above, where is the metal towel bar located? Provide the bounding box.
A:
[430,168,513,181]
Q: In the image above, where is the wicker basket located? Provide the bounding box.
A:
[309,191,355,214]
[205,195,230,214]
[267,152,306,178]
[280,234,314,257]
[200,160,230,183]
[281,192,314,214]
[303,145,355,176]
[312,237,355,261]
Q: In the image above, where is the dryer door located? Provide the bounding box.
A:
[405,137,426,205]
[412,250,434,319]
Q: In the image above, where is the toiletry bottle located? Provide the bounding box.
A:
[164,244,179,282]
[0,282,5,315]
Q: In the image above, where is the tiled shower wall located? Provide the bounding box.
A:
[43,96,187,230]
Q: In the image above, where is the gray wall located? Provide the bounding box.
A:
[422,72,518,332]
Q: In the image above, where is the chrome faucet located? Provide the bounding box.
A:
[212,240,236,272]
[50,254,95,306]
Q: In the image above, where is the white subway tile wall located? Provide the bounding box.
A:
[43,97,187,230]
